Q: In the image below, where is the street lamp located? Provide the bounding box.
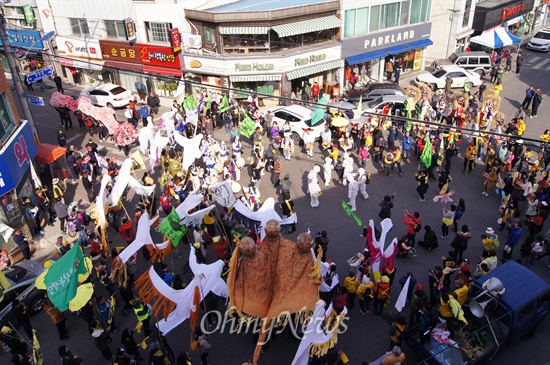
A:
[0,12,54,143]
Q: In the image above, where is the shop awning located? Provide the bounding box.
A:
[143,65,183,77]
[219,26,269,35]
[35,143,67,164]
[346,49,389,65]
[387,39,433,55]
[105,60,142,72]
[231,74,281,82]
[59,57,104,71]
[272,15,341,38]
[286,59,343,80]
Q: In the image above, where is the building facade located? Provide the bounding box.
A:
[341,0,433,85]
[182,0,343,100]
[472,0,536,37]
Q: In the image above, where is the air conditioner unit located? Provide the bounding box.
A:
[184,34,202,49]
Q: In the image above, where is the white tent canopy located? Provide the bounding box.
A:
[469,27,521,49]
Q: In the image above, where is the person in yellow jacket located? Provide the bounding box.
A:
[356,275,374,314]
[389,314,408,349]
[464,142,477,173]
[344,270,359,310]
[453,280,469,306]
[492,80,503,94]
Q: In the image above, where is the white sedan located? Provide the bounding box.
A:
[413,65,482,91]
[80,83,135,108]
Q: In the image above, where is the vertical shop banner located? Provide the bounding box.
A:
[124,18,137,43]
[170,28,181,53]
[35,0,56,33]
[22,5,36,24]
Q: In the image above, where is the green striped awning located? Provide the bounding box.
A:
[219,26,269,35]
[231,74,281,82]
[286,60,343,80]
[272,15,341,38]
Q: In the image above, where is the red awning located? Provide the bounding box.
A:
[35,143,67,164]
[105,60,143,71]
[142,65,183,77]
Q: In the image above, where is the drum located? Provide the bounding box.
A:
[231,181,241,193]
[236,157,245,169]
[214,163,223,174]
[305,142,313,151]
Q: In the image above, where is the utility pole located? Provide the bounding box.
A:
[0,12,40,143]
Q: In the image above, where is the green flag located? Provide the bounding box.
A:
[44,243,87,311]
[342,200,363,226]
[311,95,327,125]
[240,116,256,138]
[219,95,230,113]
[158,209,187,247]
[183,95,198,111]
[421,136,432,168]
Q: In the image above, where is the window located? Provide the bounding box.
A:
[401,1,410,25]
[344,7,368,37]
[369,5,380,32]
[69,18,89,35]
[105,20,126,39]
[204,27,213,43]
[420,0,432,22]
[0,93,17,143]
[463,0,472,28]
[381,2,400,30]
[468,58,479,65]
[145,21,172,43]
[410,0,431,23]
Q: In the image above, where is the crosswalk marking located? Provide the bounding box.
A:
[533,58,550,69]
[528,56,541,63]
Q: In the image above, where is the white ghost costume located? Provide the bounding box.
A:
[347,174,359,212]
[356,168,370,200]
[323,157,333,187]
[307,165,322,208]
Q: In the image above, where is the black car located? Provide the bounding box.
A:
[342,83,405,104]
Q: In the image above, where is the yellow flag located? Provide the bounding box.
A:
[0,270,12,301]
[33,329,43,365]
[130,150,146,172]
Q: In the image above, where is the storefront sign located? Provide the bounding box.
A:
[99,40,181,69]
[36,0,56,34]
[124,18,137,43]
[22,5,35,24]
[170,28,182,53]
[0,29,43,50]
[294,53,327,67]
[0,122,38,197]
[501,4,526,20]
[341,23,432,58]
[473,0,534,32]
[58,36,103,60]
[235,63,275,71]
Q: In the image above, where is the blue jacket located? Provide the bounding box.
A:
[525,88,535,99]
[402,135,414,150]
[139,106,149,118]
[506,227,523,247]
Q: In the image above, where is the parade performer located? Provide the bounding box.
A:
[307,166,322,208]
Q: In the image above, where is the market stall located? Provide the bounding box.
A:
[34,143,69,184]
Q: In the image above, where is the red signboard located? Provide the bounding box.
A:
[501,3,526,21]
[170,28,181,53]
[99,40,181,69]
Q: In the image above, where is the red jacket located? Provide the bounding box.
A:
[311,84,320,96]
[404,213,420,235]
[119,221,135,243]
[213,240,229,259]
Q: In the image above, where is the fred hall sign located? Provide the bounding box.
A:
[341,22,432,58]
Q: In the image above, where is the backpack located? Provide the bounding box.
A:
[491,236,500,250]
[413,223,422,233]
[190,338,204,354]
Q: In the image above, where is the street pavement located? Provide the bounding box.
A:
[2,47,549,365]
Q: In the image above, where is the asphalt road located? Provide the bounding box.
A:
[2,47,549,365]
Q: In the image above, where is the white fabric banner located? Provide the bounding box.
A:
[96,174,111,227]
[174,194,204,220]
[95,153,109,170]
[233,197,298,239]
[109,159,132,205]
[395,276,410,313]
[138,123,155,155]
[127,175,155,196]
[173,133,203,171]
[30,162,42,188]
[117,213,159,263]
[180,205,215,227]
[148,130,170,173]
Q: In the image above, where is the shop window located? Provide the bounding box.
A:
[204,27,213,43]
[69,18,90,36]
[369,5,380,32]
[401,0,410,26]
[344,7,369,37]
[344,9,356,37]
[381,2,400,30]
[420,0,432,22]
[462,0,472,28]
[222,34,269,54]
[145,21,172,43]
[0,93,16,143]
[105,20,126,39]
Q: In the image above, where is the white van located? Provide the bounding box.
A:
[431,51,493,76]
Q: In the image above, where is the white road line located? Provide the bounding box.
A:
[533,59,550,70]
[66,134,80,143]
[528,56,541,63]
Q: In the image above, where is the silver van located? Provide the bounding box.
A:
[431,51,493,76]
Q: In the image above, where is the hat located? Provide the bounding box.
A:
[52,178,59,185]
[381,275,390,283]
[417,283,423,291]
[485,227,495,235]
[361,276,371,285]
[516,139,523,144]
[1,326,11,334]
[92,329,104,338]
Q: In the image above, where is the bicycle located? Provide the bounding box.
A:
[65,219,77,238]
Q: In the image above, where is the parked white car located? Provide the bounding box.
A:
[527,28,550,52]
[80,83,135,108]
[267,105,326,145]
[413,65,482,91]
